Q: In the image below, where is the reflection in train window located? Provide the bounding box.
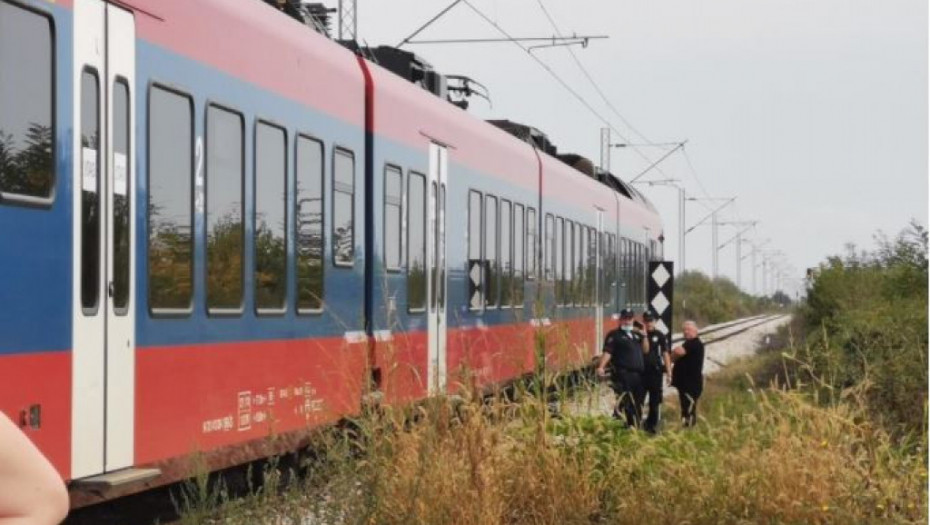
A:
[407,172,426,311]
[484,195,498,309]
[112,80,131,313]
[333,148,355,267]
[0,3,54,200]
[467,190,483,310]
[80,70,100,314]
[255,121,287,312]
[526,207,537,280]
[544,214,554,282]
[500,199,512,308]
[384,165,402,271]
[148,86,193,313]
[206,105,244,312]
[296,135,324,313]
[513,203,524,307]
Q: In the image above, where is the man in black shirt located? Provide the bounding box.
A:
[671,320,705,427]
[641,310,672,433]
[596,308,647,428]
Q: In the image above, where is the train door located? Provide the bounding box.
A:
[426,143,448,395]
[72,0,136,478]
[594,210,604,356]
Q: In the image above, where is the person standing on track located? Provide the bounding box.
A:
[596,308,648,428]
[641,310,672,433]
[671,320,705,427]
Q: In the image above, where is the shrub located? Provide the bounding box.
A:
[799,221,928,439]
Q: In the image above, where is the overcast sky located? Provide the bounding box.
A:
[358,0,928,296]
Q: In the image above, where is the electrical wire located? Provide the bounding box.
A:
[459,0,641,152]
[534,0,678,179]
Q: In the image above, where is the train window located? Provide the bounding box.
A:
[484,195,498,309]
[544,214,554,281]
[588,227,597,306]
[333,148,355,267]
[602,233,613,307]
[206,105,244,313]
[526,207,537,280]
[383,165,402,272]
[562,219,575,306]
[619,238,627,306]
[112,80,131,313]
[407,172,426,311]
[468,190,483,310]
[500,200,512,308]
[148,86,193,313]
[296,135,324,313]
[430,181,438,309]
[573,222,586,306]
[80,70,100,314]
[630,240,636,305]
[438,183,446,309]
[513,204,525,307]
[254,121,287,313]
[599,232,608,307]
[0,3,54,201]
[555,217,564,305]
[581,225,589,306]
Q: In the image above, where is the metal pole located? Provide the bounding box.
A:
[762,257,768,296]
[711,211,718,279]
[736,231,742,290]
[679,186,685,274]
[600,128,610,173]
[752,246,757,295]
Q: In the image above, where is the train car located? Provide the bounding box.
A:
[0,0,663,503]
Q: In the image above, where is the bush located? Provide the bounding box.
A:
[799,221,928,439]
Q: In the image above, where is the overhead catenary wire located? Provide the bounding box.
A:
[458,0,643,154]
[460,1,774,284]
[535,0,722,214]
[534,0,677,179]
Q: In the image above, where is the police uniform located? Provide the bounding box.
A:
[642,326,670,433]
[602,323,645,428]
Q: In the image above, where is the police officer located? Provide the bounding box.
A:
[596,308,648,428]
[641,310,672,433]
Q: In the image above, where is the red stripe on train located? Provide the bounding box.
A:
[0,351,71,479]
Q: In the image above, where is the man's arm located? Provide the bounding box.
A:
[671,344,687,361]
[596,351,612,376]
[637,328,649,355]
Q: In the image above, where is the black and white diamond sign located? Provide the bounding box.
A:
[468,259,487,309]
[647,261,674,347]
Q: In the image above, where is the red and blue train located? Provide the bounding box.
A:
[0,0,663,498]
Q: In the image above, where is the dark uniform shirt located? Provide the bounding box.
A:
[603,328,644,375]
[644,329,670,374]
[672,337,705,391]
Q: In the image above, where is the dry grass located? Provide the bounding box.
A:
[183,353,926,525]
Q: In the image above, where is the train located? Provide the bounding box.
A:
[0,0,663,501]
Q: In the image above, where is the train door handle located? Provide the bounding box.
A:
[108,281,114,298]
